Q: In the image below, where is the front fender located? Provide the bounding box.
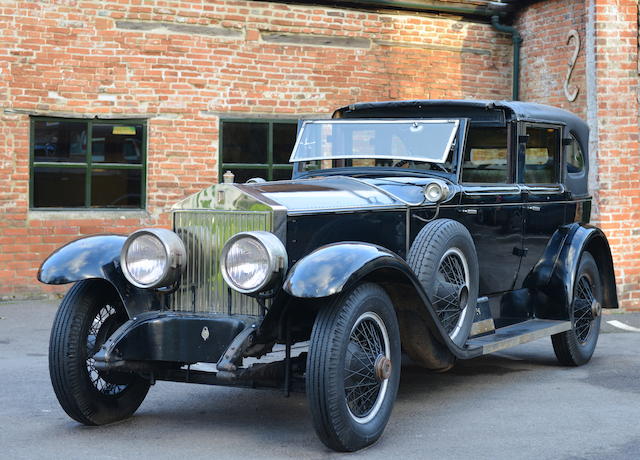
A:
[283,242,411,298]
[282,242,477,363]
[524,223,619,319]
[37,234,159,317]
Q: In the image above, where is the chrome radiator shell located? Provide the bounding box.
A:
[168,184,285,316]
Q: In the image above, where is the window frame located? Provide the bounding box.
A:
[29,117,147,210]
[460,123,516,185]
[218,118,297,182]
[565,131,586,178]
[518,122,562,186]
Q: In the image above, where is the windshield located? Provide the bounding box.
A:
[289,119,459,174]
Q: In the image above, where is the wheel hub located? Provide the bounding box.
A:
[591,299,602,318]
[458,285,469,310]
[374,354,392,381]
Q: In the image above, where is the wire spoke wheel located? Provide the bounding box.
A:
[344,312,391,424]
[407,219,479,350]
[551,252,602,367]
[573,275,596,344]
[307,283,400,452]
[433,247,470,340]
[49,280,150,426]
[85,304,128,396]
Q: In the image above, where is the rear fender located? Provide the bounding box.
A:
[37,235,159,318]
[283,242,472,364]
[524,224,618,319]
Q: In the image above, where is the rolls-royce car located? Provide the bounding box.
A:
[39,100,618,452]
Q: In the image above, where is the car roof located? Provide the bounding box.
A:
[333,99,587,136]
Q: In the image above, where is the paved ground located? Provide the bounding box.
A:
[1,299,639,460]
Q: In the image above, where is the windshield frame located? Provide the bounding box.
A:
[288,118,461,165]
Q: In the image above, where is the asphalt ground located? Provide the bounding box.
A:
[1,299,639,460]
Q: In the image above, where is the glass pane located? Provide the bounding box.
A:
[33,120,87,163]
[91,169,142,208]
[524,127,559,184]
[33,167,85,207]
[273,123,298,164]
[222,122,268,164]
[462,127,508,183]
[291,120,458,164]
[92,124,144,164]
[566,134,584,174]
[223,168,268,184]
[272,168,293,181]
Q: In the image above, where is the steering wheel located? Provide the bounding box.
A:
[392,159,416,168]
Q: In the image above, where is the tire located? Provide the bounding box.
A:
[306,283,401,452]
[552,252,602,366]
[49,279,150,425]
[407,219,479,347]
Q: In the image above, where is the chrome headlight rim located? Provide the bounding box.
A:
[220,231,288,295]
[120,228,186,289]
[423,179,451,204]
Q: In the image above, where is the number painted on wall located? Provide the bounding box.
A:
[564,29,580,102]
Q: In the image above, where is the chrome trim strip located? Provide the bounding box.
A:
[462,185,522,196]
[286,205,408,216]
[521,184,565,194]
[442,199,586,209]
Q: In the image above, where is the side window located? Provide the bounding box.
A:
[565,133,585,175]
[524,127,560,184]
[462,127,508,183]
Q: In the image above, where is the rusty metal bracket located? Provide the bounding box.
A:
[216,324,257,374]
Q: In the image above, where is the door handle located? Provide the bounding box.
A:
[527,205,541,212]
[459,208,478,215]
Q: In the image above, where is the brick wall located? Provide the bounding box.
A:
[517,0,588,120]
[590,0,640,310]
[517,0,640,310]
[0,0,512,299]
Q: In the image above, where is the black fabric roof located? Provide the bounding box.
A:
[333,99,588,139]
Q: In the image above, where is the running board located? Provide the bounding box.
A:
[465,320,572,355]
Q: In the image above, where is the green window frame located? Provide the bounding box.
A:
[218,119,297,183]
[29,117,147,209]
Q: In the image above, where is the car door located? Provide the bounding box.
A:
[457,124,525,297]
[515,123,569,288]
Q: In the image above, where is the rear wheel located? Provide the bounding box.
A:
[306,283,401,452]
[552,252,602,366]
[49,279,150,425]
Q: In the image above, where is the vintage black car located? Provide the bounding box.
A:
[39,100,618,452]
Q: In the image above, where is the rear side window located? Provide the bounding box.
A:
[462,127,508,183]
[524,127,560,184]
[565,134,585,175]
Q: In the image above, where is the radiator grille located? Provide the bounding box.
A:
[170,210,272,316]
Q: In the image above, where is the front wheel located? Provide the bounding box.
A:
[551,252,602,366]
[306,283,401,452]
[49,279,150,425]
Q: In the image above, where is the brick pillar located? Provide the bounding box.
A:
[589,0,640,310]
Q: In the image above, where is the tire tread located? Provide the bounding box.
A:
[49,280,149,425]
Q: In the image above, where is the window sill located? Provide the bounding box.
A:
[28,209,151,221]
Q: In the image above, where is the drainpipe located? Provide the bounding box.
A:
[491,15,522,101]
